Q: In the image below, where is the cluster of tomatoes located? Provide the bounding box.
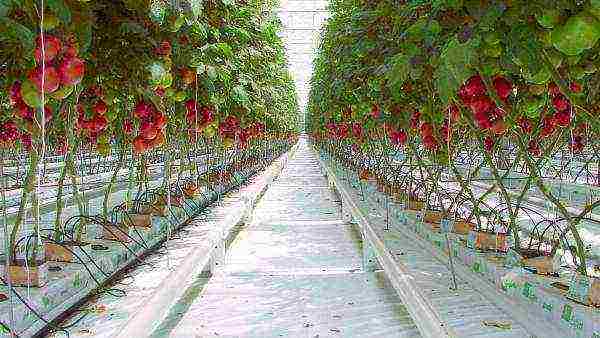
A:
[132,101,167,154]
[0,121,20,146]
[185,99,215,133]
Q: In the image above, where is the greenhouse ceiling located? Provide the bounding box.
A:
[276,0,329,124]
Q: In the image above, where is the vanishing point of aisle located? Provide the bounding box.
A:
[170,139,421,337]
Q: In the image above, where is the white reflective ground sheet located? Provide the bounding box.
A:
[49,139,421,337]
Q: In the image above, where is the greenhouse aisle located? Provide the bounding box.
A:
[167,138,421,337]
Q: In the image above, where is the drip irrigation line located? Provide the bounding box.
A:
[0,276,73,338]
[1,144,291,337]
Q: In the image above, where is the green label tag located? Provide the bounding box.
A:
[523,282,535,299]
[570,316,583,331]
[467,230,477,249]
[561,304,573,322]
[399,212,408,225]
[568,274,590,303]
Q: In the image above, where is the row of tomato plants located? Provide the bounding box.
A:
[0,0,299,267]
[307,0,599,280]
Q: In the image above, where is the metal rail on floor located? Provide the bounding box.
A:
[317,151,575,338]
[316,154,456,338]
[113,146,297,338]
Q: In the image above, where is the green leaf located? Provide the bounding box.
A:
[46,0,71,24]
[435,37,477,104]
[206,65,218,80]
[479,3,505,31]
[190,22,208,40]
[507,24,546,79]
[217,66,231,85]
[232,85,249,105]
[0,17,35,53]
[0,0,11,18]
[386,53,410,88]
[216,42,233,58]
[120,21,148,35]
[74,20,92,53]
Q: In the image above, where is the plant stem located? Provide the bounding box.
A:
[9,149,39,263]
[103,148,126,218]
[53,161,68,241]
[515,137,588,275]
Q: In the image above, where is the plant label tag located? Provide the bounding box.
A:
[398,212,408,225]
[505,248,523,268]
[568,274,590,304]
[561,303,573,322]
[522,281,536,300]
[416,211,423,223]
[467,230,477,249]
[440,219,454,234]
[571,189,586,203]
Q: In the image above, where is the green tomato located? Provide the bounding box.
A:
[97,133,110,144]
[161,73,173,88]
[526,66,551,84]
[551,13,600,56]
[97,142,110,156]
[50,85,74,100]
[536,9,561,29]
[484,31,501,45]
[222,138,234,149]
[174,91,187,102]
[484,43,502,58]
[204,125,216,138]
[21,80,44,108]
[521,97,545,118]
[42,14,60,31]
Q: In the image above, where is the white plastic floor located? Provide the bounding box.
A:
[169,140,420,337]
[50,139,420,337]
